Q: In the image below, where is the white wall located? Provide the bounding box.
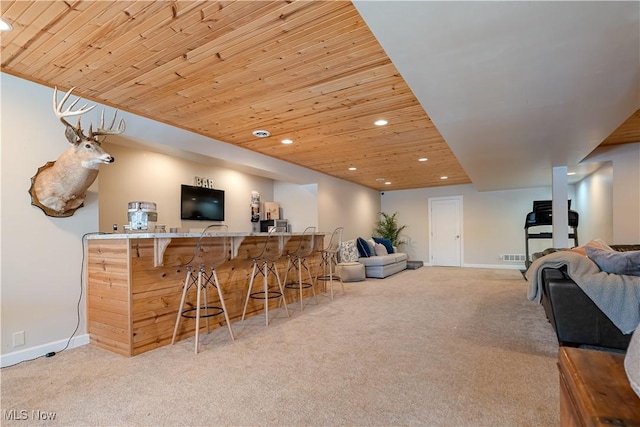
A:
[1,75,96,363]
[381,145,640,267]
[99,144,277,233]
[97,143,377,237]
[316,179,381,241]
[585,143,640,244]
[380,185,572,267]
[274,182,318,232]
[574,163,614,244]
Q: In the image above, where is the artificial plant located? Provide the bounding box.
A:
[373,212,407,247]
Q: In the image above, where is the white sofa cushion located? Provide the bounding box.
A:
[367,239,376,255]
[374,243,388,256]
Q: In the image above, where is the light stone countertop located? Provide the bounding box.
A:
[84,231,327,266]
[84,231,326,240]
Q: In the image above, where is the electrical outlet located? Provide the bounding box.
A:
[12,331,25,348]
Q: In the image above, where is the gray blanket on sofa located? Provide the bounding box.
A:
[526,250,640,334]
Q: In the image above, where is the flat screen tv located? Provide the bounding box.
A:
[180,184,225,221]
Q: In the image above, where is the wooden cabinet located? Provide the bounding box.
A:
[558,347,640,426]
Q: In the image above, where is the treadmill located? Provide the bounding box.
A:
[524,200,579,268]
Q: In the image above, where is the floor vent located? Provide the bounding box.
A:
[501,254,526,262]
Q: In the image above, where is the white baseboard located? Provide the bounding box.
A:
[422,262,526,270]
[463,263,526,270]
[1,334,89,368]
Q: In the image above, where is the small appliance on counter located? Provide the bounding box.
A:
[260,219,289,232]
[128,201,158,231]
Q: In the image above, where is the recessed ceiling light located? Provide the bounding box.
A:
[567,172,576,176]
[385,181,391,185]
[281,139,293,145]
[252,130,270,138]
[374,119,388,126]
[418,157,428,162]
[0,18,12,32]
[376,178,385,183]
[440,176,448,180]
[348,166,357,171]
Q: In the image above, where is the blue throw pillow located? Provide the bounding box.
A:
[373,237,394,254]
[356,237,372,257]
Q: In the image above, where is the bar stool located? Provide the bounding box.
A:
[241,226,290,326]
[315,226,345,299]
[171,225,235,354]
[283,226,318,311]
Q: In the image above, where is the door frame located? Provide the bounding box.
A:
[428,195,463,266]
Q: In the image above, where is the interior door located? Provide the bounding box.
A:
[429,196,462,266]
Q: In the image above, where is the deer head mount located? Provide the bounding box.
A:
[29,87,125,217]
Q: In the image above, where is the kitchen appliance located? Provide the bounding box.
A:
[128,201,158,231]
[260,219,288,232]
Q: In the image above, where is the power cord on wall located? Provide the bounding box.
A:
[2,231,106,369]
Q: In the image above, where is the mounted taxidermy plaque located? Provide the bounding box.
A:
[29,87,125,217]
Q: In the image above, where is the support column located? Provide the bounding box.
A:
[552,166,569,248]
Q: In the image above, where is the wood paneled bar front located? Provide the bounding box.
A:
[84,232,325,357]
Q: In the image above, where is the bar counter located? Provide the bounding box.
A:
[84,231,325,356]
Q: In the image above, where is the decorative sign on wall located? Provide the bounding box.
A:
[194,176,215,188]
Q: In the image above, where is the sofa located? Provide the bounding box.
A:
[528,243,640,350]
[339,236,407,278]
[358,251,408,278]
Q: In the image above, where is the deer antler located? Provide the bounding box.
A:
[53,86,125,142]
[88,109,126,139]
[53,87,95,141]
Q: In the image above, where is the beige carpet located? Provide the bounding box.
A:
[1,266,559,426]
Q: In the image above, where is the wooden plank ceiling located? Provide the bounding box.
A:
[1,1,637,190]
[601,108,640,147]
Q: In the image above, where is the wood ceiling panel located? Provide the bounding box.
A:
[159,18,373,107]
[0,1,69,65]
[601,109,640,146]
[1,0,635,190]
[0,0,471,190]
[46,3,174,82]
[9,2,113,73]
[90,2,284,94]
